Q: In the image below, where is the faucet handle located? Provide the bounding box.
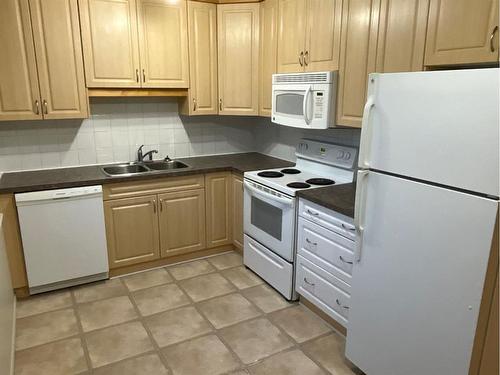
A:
[164,155,172,162]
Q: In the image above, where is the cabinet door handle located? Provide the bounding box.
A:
[34,100,40,115]
[142,69,146,83]
[305,238,317,246]
[299,51,304,66]
[303,277,315,286]
[193,98,197,111]
[339,255,353,265]
[490,26,498,52]
[136,69,139,83]
[159,199,163,212]
[152,199,157,213]
[219,98,223,111]
[304,51,309,66]
[43,100,48,115]
[336,299,349,309]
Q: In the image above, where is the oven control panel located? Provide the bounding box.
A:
[296,139,358,169]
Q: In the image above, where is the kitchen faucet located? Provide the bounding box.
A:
[137,145,158,162]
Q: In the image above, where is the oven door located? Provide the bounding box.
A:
[272,84,314,128]
[243,180,296,261]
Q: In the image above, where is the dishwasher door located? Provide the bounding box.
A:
[16,186,109,294]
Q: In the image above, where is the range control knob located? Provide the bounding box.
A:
[344,152,351,160]
[336,151,345,159]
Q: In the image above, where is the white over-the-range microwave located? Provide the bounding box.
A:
[271,71,337,129]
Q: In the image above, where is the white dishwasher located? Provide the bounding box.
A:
[16,186,109,294]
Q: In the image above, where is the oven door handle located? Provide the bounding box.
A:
[303,85,312,125]
[244,181,294,207]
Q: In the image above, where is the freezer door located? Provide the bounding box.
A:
[346,171,498,375]
[359,68,499,197]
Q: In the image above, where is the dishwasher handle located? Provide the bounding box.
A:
[16,186,103,205]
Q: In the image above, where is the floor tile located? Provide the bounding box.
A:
[145,305,212,347]
[132,283,190,316]
[85,321,153,368]
[220,318,293,364]
[16,290,73,319]
[222,266,263,289]
[16,308,79,351]
[72,278,127,303]
[302,333,361,375]
[198,293,261,329]
[77,296,138,332]
[179,273,235,302]
[270,305,331,343]
[168,259,215,280]
[14,338,87,375]
[122,268,173,291]
[242,284,293,313]
[228,371,250,375]
[92,353,168,375]
[208,252,243,270]
[248,349,325,375]
[162,334,240,375]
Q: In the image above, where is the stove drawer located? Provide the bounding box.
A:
[243,235,293,300]
[296,255,350,326]
[298,217,354,285]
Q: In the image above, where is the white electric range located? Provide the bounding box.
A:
[243,139,358,300]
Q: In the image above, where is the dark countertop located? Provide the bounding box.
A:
[0,153,294,194]
[297,182,356,218]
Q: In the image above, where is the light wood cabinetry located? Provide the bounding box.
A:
[159,189,206,257]
[425,0,499,66]
[277,0,342,73]
[336,0,380,127]
[259,0,278,116]
[0,0,87,121]
[181,1,218,115]
[232,174,244,251]
[104,195,160,269]
[206,172,233,248]
[137,0,189,88]
[217,3,260,115]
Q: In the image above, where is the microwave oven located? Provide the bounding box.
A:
[271,71,337,129]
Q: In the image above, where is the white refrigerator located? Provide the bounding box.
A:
[346,68,499,375]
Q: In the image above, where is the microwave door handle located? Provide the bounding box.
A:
[244,181,293,207]
[303,85,312,125]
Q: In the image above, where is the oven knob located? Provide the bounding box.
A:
[344,152,351,160]
[337,151,345,159]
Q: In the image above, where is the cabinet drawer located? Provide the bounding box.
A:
[296,255,350,326]
[298,198,355,240]
[103,175,205,200]
[297,216,354,285]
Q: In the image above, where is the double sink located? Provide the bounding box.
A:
[102,160,189,177]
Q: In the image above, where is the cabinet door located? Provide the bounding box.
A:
[425,0,499,65]
[79,0,141,87]
[259,0,278,116]
[206,172,232,248]
[29,0,88,119]
[232,175,244,251]
[305,0,342,71]
[185,1,218,114]
[137,0,189,88]
[336,0,380,128]
[104,195,160,269]
[0,0,42,121]
[158,189,206,257]
[277,0,306,73]
[376,0,429,72]
[217,3,259,115]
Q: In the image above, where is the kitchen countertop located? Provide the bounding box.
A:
[0,153,294,194]
[297,182,356,219]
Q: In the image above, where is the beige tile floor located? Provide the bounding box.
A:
[14,251,362,375]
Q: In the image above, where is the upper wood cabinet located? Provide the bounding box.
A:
[181,1,218,115]
[232,174,244,251]
[206,172,233,248]
[277,0,342,73]
[0,0,87,121]
[79,0,189,88]
[217,3,260,115]
[425,0,499,66]
[137,0,189,87]
[259,0,278,116]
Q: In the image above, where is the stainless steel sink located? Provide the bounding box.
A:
[102,164,150,176]
[101,160,190,176]
[144,160,189,171]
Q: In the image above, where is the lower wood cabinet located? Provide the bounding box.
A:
[104,195,160,269]
[206,172,233,248]
[159,189,206,257]
[232,174,244,251]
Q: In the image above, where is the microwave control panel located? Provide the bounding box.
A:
[313,91,325,119]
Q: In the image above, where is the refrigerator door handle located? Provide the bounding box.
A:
[358,96,375,168]
[354,170,369,262]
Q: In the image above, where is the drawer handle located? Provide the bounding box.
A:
[307,209,319,216]
[339,255,353,265]
[303,277,315,286]
[336,299,349,309]
[305,238,317,246]
[341,223,355,231]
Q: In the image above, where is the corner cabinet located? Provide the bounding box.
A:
[206,172,233,248]
[259,0,278,116]
[425,0,499,66]
[217,3,260,115]
[0,0,87,121]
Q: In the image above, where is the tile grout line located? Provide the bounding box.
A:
[69,289,94,374]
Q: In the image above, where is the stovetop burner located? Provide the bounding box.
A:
[281,168,301,174]
[306,178,335,186]
[287,182,311,189]
[257,171,284,178]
